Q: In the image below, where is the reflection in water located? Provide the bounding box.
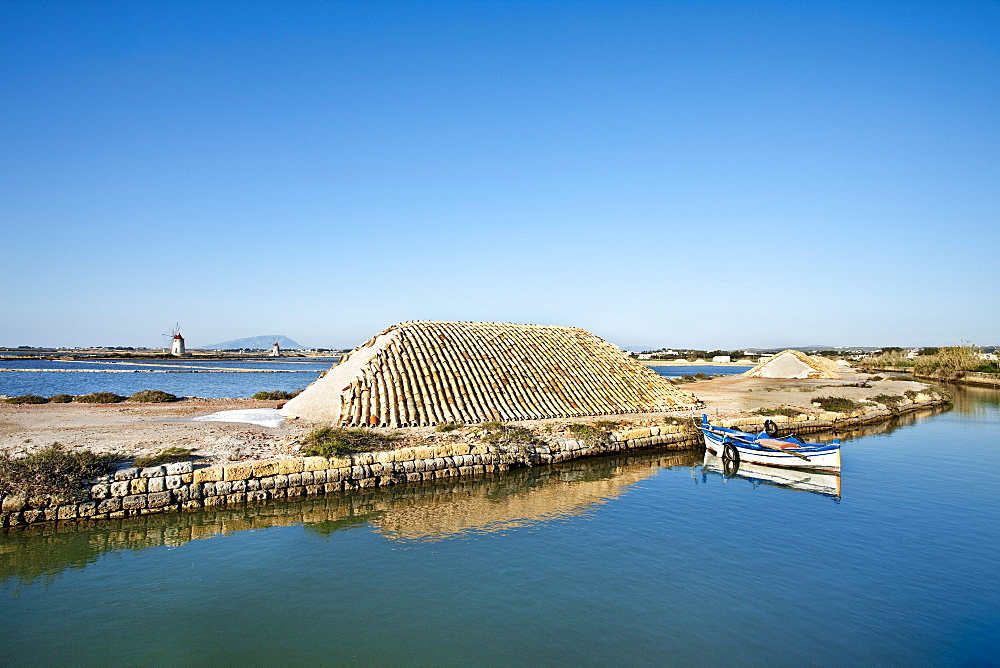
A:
[699,451,841,500]
[811,404,951,443]
[0,449,701,585]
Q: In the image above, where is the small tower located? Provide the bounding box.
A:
[170,332,185,356]
[269,342,281,357]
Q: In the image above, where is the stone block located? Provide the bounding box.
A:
[459,466,474,477]
[286,486,303,498]
[623,428,651,441]
[470,445,490,456]
[230,479,247,493]
[274,474,288,489]
[193,466,225,483]
[147,477,166,493]
[288,473,302,487]
[173,486,190,502]
[23,509,45,523]
[305,484,322,496]
[182,500,203,510]
[89,484,110,500]
[260,476,275,490]
[57,504,78,520]
[302,457,329,472]
[374,451,395,464]
[201,482,215,496]
[406,472,422,483]
[246,478,261,491]
[324,482,342,494]
[328,457,351,469]
[275,458,303,475]
[122,495,147,510]
[165,461,193,475]
[189,483,203,499]
[130,478,148,494]
[434,445,452,458]
[224,463,254,481]
[148,491,172,508]
[451,443,471,456]
[270,488,286,499]
[357,477,376,488]
[140,466,165,478]
[227,493,247,505]
[300,471,314,486]
[114,467,140,481]
[203,495,225,508]
[1,496,26,513]
[251,460,281,477]
[351,453,375,466]
[97,497,122,513]
[410,447,434,460]
[421,471,435,481]
[165,475,183,490]
[215,481,232,496]
[248,490,267,503]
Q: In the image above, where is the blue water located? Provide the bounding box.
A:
[651,364,752,378]
[1,385,996,665]
[0,361,747,400]
[0,358,338,398]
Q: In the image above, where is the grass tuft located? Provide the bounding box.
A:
[299,427,400,457]
[128,390,177,403]
[4,395,47,404]
[435,422,464,432]
[252,389,303,400]
[73,392,125,404]
[134,447,193,467]
[0,443,120,501]
[812,396,859,413]
[48,394,74,403]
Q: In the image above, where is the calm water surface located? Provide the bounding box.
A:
[0,361,742,399]
[1,386,997,665]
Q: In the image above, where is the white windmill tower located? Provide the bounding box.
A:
[162,323,185,356]
[269,341,281,357]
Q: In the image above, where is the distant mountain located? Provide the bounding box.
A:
[197,335,308,350]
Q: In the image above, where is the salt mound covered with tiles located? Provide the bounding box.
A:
[282,321,699,427]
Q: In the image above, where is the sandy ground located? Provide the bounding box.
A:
[0,371,933,465]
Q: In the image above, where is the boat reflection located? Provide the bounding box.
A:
[699,451,841,500]
[0,449,701,584]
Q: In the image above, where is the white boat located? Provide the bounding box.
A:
[698,415,841,473]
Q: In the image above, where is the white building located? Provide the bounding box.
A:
[170,333,185,356]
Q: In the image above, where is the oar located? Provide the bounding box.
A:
[755,438,811,461]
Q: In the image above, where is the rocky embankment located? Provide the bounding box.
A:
[1,372,949,528]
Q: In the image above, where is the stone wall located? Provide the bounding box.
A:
[0,428,701,528]
[0,396,948,529]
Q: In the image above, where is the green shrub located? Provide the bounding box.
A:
[134,447,193,467]
[873,394,905,407]
[252,389,303,400]
[0,443,120,501]
[435,422,464,432]
[812,396,859,413]
[753,407,802,417]
[48,394,74,403]
[568,423,609,446]
[694,372,710,380]
[680,375,696,383]
[592,420,621,430]
[299,427,400,457]
[73,392,125,404]
[478,421,537,446]
[4,395,47,404]
[128,390,177,403]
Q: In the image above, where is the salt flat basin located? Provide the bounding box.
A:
[191,408,286,428]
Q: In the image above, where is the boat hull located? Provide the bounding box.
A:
[701,426,841,472]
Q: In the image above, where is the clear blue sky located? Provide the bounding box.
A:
[2,0,997,350]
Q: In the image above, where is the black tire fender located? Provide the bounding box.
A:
[764,420,779,437]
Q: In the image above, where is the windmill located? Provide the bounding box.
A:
[162,323,185,356]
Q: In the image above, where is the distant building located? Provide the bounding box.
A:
[269,342,281,357]
[712,355,731,363]
[170,333,185,356]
